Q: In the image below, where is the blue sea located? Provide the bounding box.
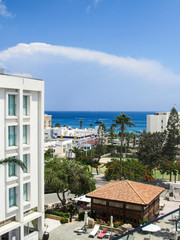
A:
[45,111,154,133]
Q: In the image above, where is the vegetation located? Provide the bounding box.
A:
[161,107,180,181]
[60,217,69,224]
[113,113,135,180]
[45,158,96,205]
[55,123,60,127]
[45,209,69,218]
[137,131,165,170]
[79,120,83,129]
[93,123,106,174]
[163,107,180,161]
[0,157,26,171]
[104,158,153,182]
[44,148,54,161]
[107,124,116,144]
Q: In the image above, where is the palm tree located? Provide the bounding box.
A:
[108,124,116,144]
[55,123,60,128]
[0,157,26,171]
[79,120,83,129]
[113,114,135,180]
[89,123,93,128]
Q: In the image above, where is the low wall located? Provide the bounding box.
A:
[45,214,70,222]
[99,225,126,234]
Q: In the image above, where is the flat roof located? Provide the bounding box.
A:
[0,73,43,81]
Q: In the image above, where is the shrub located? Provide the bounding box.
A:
[60,217,68,224]
[45,209,69,218]
[140,219,149,225]
[169,191,174,197]
[113,221,121,228]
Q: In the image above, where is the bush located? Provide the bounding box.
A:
[45,209,69,218]
[114,221,121,228]
[60,217,68,224]
[140,219,149,225]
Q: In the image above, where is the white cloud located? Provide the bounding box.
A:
[0,0,13,18]
[0,42,179,85]
[87,0,101,12]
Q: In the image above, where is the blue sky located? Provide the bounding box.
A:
[0,0,180,111]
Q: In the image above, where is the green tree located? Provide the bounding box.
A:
[107,124,116,144]
[113,114,135,180]
[55,123,60,128]
[79,120,83,129]
[45,158,96,205]
[92,123,106,174]
[137,131,165,170]
[162,107,180,181]
[104,159,153,182]
[44,148,55,161]
[0,157,26,171]
[163,107,180,161]
[89,123,93,128]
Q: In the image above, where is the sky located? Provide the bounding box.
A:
[0,0,180,111]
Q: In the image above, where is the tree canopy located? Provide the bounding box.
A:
[137,131,165,170]
[104,158,153,182]
[45,158,96,205]
[162,107,180,161]
[113,113,135,179]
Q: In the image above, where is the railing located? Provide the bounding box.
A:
[114,207,180,239]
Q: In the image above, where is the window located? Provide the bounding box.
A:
[23,96,27,115]
[9,187,16,207]
[8,95,16,116]
[24,219,38,237]
[23,125,27,144]
[23,183,28,201]
[23,154,28,173]
[8,126,16,146]
[8,162,16,177]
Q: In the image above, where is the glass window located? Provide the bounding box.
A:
[23,125,27,144]
[8,95,16,116]
[23,96,27,115]
[23,183,28,201]
[23,154,28,173]
[24,219,38,237]
[8,126,16,146]
[9,187,16,207]
[8,162,16,177]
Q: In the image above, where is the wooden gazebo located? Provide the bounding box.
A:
[86,180,164,227]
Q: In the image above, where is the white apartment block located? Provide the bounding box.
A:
[44,114,52,129]
[0,73,44,240]
[147,111,180,133]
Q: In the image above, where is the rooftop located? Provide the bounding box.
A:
[86,180,164,205]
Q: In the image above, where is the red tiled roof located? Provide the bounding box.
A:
[86,180,164,205]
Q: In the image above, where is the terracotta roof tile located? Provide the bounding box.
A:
[86,180,164,205]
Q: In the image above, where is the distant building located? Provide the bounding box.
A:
[0,72,44,239]
[147,112,170,133]
[44,114,52,128]
[87,180,164,227]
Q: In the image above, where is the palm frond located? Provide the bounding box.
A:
[0,158,26,171]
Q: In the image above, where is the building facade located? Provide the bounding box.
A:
[44,114,52,129]
[147,112,170,133]
[0,73,44,239]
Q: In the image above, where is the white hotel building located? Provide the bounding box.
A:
[0,72,44,239]
[147,111,180,133]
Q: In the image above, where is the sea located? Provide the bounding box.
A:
[45,111,154,133]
